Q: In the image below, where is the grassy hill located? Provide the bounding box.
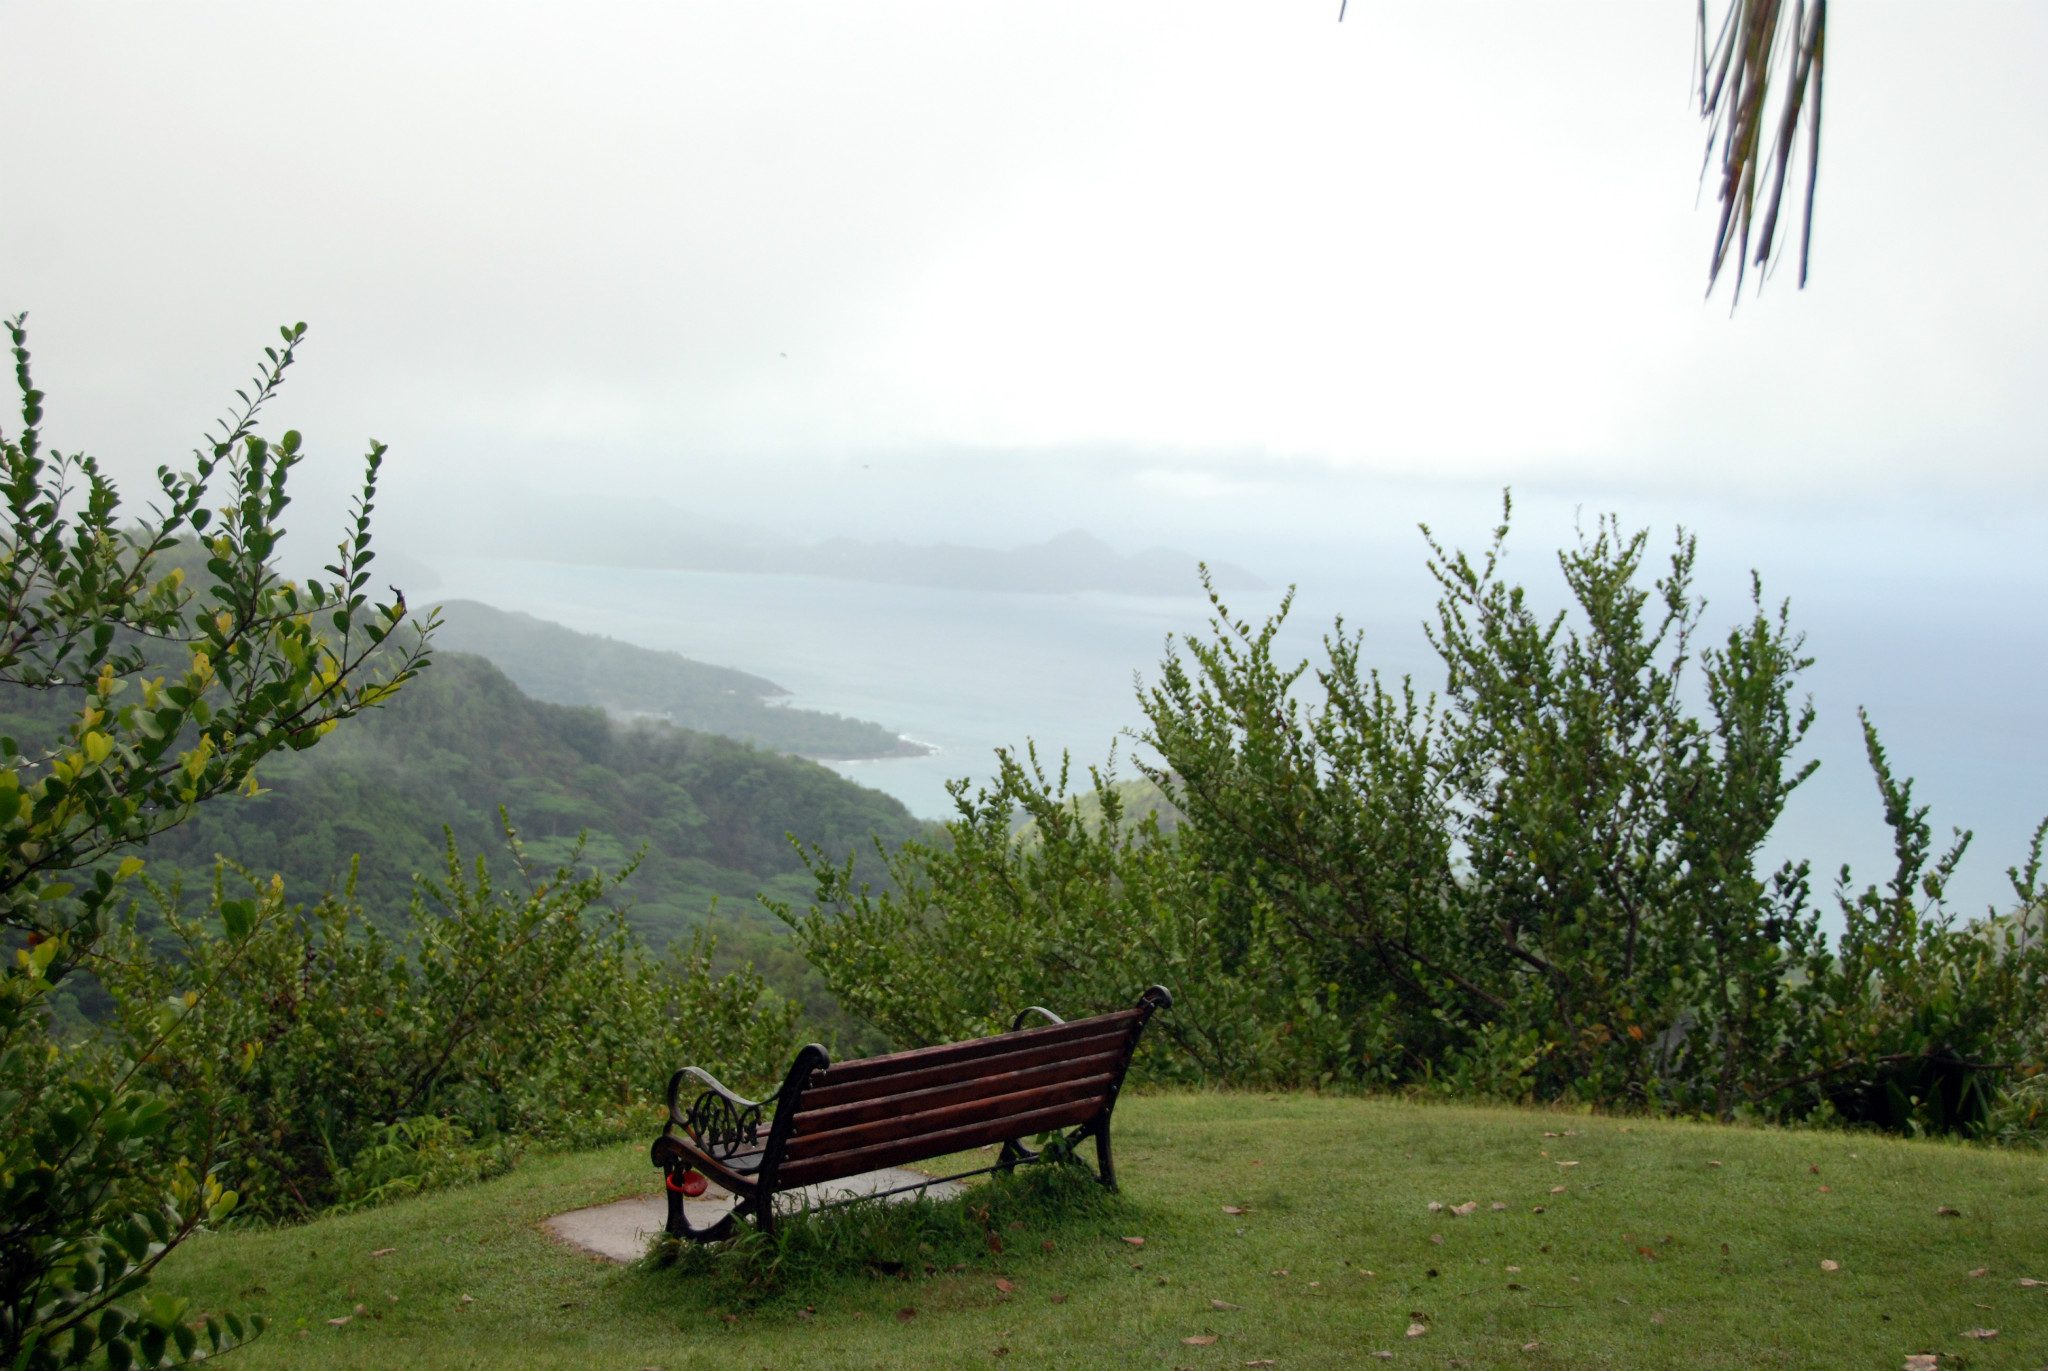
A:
[140,652,929,963]
[432,599,925,760]
[154,1091,2048,1369]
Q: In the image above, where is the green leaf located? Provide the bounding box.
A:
[219,898,255,941]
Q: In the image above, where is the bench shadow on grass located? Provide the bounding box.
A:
[632,1153,1147,1311]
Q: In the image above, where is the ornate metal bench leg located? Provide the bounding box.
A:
[1094,1122,1118,1190]
[663,1169,737,1243]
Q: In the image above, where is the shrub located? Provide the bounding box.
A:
[775,745,1338,1085]
[102,828,802,1220]
[778,497,2048,1133]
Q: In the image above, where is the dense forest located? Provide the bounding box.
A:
[137,651,928,944]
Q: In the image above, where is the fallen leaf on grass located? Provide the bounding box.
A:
[1531,1206,1545,1213]
[1427,1202,1443,1212]
[1937,1206,1961,1217]
[1243,1361,1277,1367]
[1556,1161,1579,1168]
[1042,1239,1055,1251]
[995,1279,1015,1294]
[1969,1268,1989,1278]
[1270,1269,1290,1277]
[353,1304,366,1316]
[1450,1202,1479,1217]
[1491,1202,1507,1211]
[1183,1336,1218,1346]
[1211,1300,1243,1311]
[1544,1131,1560,1138]
[721,1314,739,1325]
[1819,1186,1832,1193]
[1821,1260,1840,1272]
[1507,1283,1527,1291]
[896,1308,917,1323]
[370,1248,396,1258]
[1522,1342,1540,1352]
[987,1232,1004,1255]
[1222,1206,1247,1216]
[1430,1235,1445,1246]
[1372,1353,1394,1360]
[1810,1165,1820,1174]
[1123,1237,1147,1247]
[1902,1357,1938,1371]
[1708,1161,1723,1168]
[2019,1277,2047,1287]
[1506,1266,1521,1272]
[993,1349,1009,1358]
[1051,1295,1069,1305]
[1959,1328,1998,1340]
[1550,1186,1567,1194]
[1406,1323,1428,1338]
[458,1295,472,1306]
[326,1317,351,1328]
[1638,1248,1657,1261]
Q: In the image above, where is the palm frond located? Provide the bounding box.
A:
[1698,0,1827,299]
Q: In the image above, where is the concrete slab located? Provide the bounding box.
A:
[543,1167,966,1263]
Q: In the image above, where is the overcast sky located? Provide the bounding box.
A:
[5,1,2046,523]
[6,3,2047,909]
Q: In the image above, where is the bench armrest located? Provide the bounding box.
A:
[1010,1005,1066,1031]
[665,1066,766,1160]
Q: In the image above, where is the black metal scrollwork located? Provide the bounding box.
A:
[684,1089,763,1158]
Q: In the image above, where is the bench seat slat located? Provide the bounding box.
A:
[813,1010,1142,1087]
[775,1095,1109,1189]
[784,1072,1115,1163]
[798,1028,1132,1112]
[790,1048,1125,1137]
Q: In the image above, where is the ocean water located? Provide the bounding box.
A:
[429,549,2048,923]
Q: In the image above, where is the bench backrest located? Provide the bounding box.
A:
[767,991,1166,1190]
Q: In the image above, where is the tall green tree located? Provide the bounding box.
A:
[0,317,432,1370]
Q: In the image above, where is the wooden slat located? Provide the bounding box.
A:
[816,1010,1141,1086]
[791,1049,1124,1137]
[775,1096,1107,1189]
[784,1073,1114,1162]
[797,1028,1132,1113]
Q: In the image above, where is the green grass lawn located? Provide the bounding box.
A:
[156,1092,2048,1370]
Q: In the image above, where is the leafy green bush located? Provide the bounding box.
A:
[103,828,801,1219]
[780,499,2048,1134]
[775,745,1339,1085]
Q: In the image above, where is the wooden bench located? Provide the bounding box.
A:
[650,985,1173,1241]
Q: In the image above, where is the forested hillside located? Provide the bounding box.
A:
[433,599,925,759]
[138,652,929,953]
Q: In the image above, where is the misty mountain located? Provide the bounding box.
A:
[413,493,1264,596]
